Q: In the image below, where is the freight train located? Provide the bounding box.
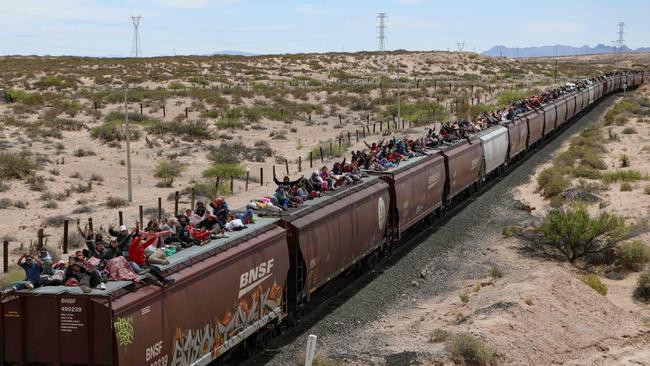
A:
[0,72,644,366]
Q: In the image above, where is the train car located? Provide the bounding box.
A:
[366,154,446,240]
[503,116,528,158]
[1,219,291,366]
[440,138,483,203]
[574,90,584,115]
[588,84,596,104]
[277,177,390,311]
[635,73,643,86]
[523,109,544,146]
[565,93,576,120]
[555,96,568,127]
[476,126,508,179]
[542,103,557,136]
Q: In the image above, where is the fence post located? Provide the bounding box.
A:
[347,131,350,143]
[118,211,123,226]
[162,105,166,117]
[88,218,93,231]
[380,121,383,132]
[230,177,234,193]
[338,115,342,124]
[139,205,144,226]
[37,228,44,249]
[356,130,359,142]
[260,167,264,186]
[158,197,162,221]
[298,156,302,172]
[285,159,289,175]
[191,188,195,211]
[140,103,143,116]
[329,142,333,156]
[63,220,69,254]
[174,191,179,217]
[185,107,189,119]
[319,147,323,163]
[245,171,250,191]
[272,165,276,179]
[3,241,8,273]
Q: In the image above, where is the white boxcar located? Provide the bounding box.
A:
[477,126,508,177]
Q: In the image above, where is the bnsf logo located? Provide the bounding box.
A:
[239,259,274,297]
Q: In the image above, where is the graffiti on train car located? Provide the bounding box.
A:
[170,281,284,366]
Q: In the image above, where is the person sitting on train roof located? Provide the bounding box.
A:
[273,175,303,188]
[194,201,207,217]
[310,171,328,192]
[108,223,139,257]
[128,232,175,287]
[1,254,44,294]
[62,257,104,293]
[320,166,337,190]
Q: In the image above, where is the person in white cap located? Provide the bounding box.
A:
[108,221,139,257]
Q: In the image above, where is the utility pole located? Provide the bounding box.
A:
[130,15,142,58]
[377,13,387,73]
[616,22,625,61]
[123,82,133,202]
[397,70,401,126]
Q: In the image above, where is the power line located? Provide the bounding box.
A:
[616,21,625,60]
[130,15,142,58]
[377,12,387,73]
[456,41,465,52]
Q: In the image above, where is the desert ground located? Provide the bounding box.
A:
[2,50,650,364]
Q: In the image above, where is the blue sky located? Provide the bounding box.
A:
[0,0,647,56]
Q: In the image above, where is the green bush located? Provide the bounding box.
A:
[579,274,608,296]
[446,333,495,366]
[0,152,39,180]
[490,266,503,280]
[537,205,628,263]
[202,163,246,179]
[90,121,141,142]
[152,160,186,187]
[618,241,650,271]
[537,167,570,198]
[634,270,650,302]
[105,196,128,208]
[601,170,646,183]
[216,118,245,129]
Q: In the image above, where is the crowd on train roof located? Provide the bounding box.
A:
[355,73,621,171]
[2,196,255,294]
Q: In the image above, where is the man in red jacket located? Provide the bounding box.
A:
[128,233,174,287]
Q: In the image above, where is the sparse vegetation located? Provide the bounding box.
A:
[152,160,186,187]
[620,182,633,191]
[534,205,628,264]
[105,196,128,208]
[579,274,608,296]
[429,329,451,343]
[490,266,503,280]
[446,333,495,366]
[0,152,39,180]
[635,270,650,302]
[618,241,650,271]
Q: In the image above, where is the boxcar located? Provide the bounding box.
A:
[574,91,584,115]
[367,154,446,238]
[1,221,290,366]
[565,93,576,120]
[523,110,544,146]
[440,138,483,202]
[542,103,556,136]
[503,117,528,159]
[555,97,567,127]
[477,126,508,178]
[278,178,390,304]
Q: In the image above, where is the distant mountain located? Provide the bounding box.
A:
[212,50,258,57]
[482,44,641,58]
